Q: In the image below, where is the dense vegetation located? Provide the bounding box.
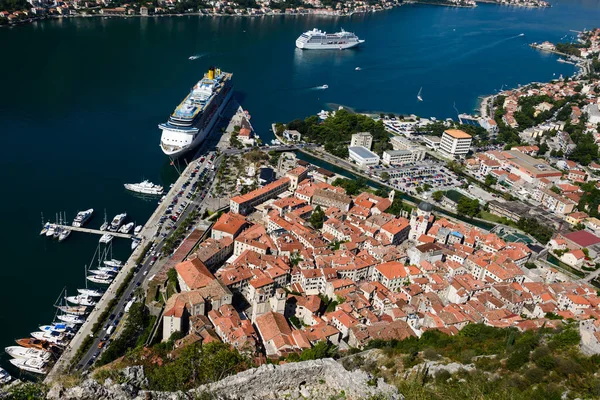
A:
[456,197,480,218]
[286,109,391,157]
[144,341,249,391]
[517,217,554,244]
[96,300,153,367]
[356,323,600,400]
[0,0,30,12]
[555,42,585,57]
[577,181,600,218]
[332,177,368,195]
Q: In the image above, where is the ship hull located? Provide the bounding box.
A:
[159,83,233,158]
[296,40,364,50]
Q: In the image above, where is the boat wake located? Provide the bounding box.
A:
[188,53,206,61]
[313,85,329,90]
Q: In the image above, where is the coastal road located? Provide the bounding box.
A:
[75,156,217,371]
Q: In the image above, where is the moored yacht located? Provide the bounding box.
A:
[56,305,88,316]
[104,259,123,268]
[30,331,67,347]
[109,213,127,231]
[131,238,140,250]
[119,222,134,234]
[9,357,48,375]
[58,229,71,242]
[134,225,143,235]
[57,314,85,325]
[124,180,164,196]
[45,224,56,237]
[16,338,58,352]
[39,323,75,334]
[40,222,50,236]
[88,269,116,276]
[5,346,53,361]
[77,288,104,297]
[87,274,113,284]
[0,368,11,384]
[99,233,114,244]
[72,209,94,227]
[65,295,97,307]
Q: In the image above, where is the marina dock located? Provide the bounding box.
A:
[52,225,134,239]
[44,151,206,382]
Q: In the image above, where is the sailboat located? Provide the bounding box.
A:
[99,209,109,231]
[40,213,50,235]
[52,213,62,239]
[58,212,71,242]
[417,87,423,102]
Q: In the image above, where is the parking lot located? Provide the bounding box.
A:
[372,160,464,196]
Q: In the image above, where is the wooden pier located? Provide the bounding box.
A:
[54,224,134,239]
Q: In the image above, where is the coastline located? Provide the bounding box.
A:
[0,0,554,29]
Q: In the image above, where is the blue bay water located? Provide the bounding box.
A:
[0,0,598,376]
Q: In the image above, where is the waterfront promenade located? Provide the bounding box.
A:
[44,157,199,381]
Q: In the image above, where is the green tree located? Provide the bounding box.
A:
[299,341,337,361]
[432,191,444,202]
[310,205,325,229]
[380,171,390,181]
[457,198,480,218]
[485,174,497,187]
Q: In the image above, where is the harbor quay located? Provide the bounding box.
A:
[45,154,205,381]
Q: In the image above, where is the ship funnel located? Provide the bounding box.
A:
[207,67,215,80]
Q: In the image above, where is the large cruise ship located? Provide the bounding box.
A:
[296,28,365,50]
[159,67,233,158]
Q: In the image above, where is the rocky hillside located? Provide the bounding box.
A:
[44,358,401,400]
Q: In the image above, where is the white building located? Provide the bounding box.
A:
[349,146,380,168]
[439,129,472,159]
[422,135,441,150]
[350,132,373,150]
[382,149,425,165]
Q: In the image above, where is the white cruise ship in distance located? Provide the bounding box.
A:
[124,180,164,195]
[296,28,365,50]
[159,67,233,158]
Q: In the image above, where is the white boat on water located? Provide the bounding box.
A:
[58,229,71,242]
[98,266,118,274]
[40,222,50,236]
[52,227,61,239]
[296,28,365,50]
[5,346,52,361]
[109,213,127,232]
[77,288,104,297]
[0,367,11,384]
[159,67,233,158]
[100,221,109,231]
[57,314,85,324]
[131,238,140,250]
[124,180,164,196]
[134,225,143,235]
[30,331,67,347]
[9,357,48,375]
[87,274,113,284]
[417,87,423,102]
[56,305,88,316]
[72,209,94,227]
[39,323,74,334]
[119,222,135,234]
[99,233,114,244]
[45,224,56,237]
[88,269,116,276]
[65,295,97,307]
[104,259,123,268]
